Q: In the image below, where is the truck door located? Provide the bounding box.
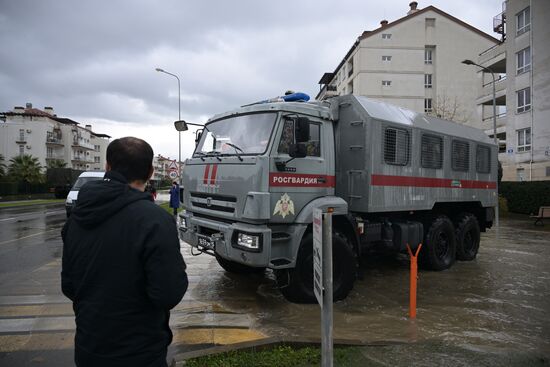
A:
[270,117,334,223]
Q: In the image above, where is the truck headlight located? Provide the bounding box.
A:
[66,197,73,204]
[236,233,261,251]
[179,216,187,229]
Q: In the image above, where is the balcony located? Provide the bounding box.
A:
[477,78,507,106]
[46,137,64,145]
[71,155,94,163]
[481,112,507,132]
[72,140,95,150]
[46,153,65,160]
[478,42,506,71]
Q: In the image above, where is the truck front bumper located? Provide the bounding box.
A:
[178,211,273,268]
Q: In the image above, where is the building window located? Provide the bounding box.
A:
[424,74,432,88]
[382,33,392,39]
[425,18,435,27]
[19,129,25,141]
[382,80,392,86]
[546,166,550,177]
[421,134,443,169]
[476,145,491,173]
[517,87,531,113]
[517,128,531,152]
[47,147,53,158]
[516,7,530,35]
[424,47,434,64]
[424,98,432,113]
[384,127,410,166]
[19,145,24,156]
[516,47,531,74]
[382,55,392,62]
[348,81,353,94]
[94,157,100,163]
[452,140,470,172]
[94,144,100,152]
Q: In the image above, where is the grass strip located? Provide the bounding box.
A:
[183,345,362,367]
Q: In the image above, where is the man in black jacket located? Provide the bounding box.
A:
[62,137,188,367]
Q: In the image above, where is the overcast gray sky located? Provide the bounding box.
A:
[0,0,503,160]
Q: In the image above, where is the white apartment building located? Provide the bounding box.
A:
[0,104,110,171]
[317,2,499,125]
[476,0,550,181]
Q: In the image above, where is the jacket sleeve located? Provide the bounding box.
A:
[61,220,75,301]
[143,215,188,310]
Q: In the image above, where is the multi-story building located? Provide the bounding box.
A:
[476,0,550,181]
[317,2,499,125]
[0,104,110,171]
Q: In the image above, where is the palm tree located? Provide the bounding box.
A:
[8,154,44,184]
[46,159,67,169]
[0,154,6,177]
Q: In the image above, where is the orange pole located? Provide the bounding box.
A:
[406,244,422,319]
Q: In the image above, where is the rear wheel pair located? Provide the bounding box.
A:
[421,213,480,270]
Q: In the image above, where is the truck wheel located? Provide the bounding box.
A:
[215,254,265,274]
[455,213,480,261]
[277,231,357,304]
[421,216,456,271]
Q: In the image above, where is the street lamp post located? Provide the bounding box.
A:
[155,67,182,184]
[462,59,499,234]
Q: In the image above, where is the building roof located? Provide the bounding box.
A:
[318,5,500,88]
[1,107,55,118]
[52,117,79,126]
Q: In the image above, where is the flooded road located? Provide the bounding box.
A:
[1,205,549,365]
[182,219,550,359]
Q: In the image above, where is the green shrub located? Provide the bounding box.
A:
[500,181,550,214]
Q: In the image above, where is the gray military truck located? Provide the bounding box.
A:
[178,94,497,303]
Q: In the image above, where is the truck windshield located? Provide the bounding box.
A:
[194,113,277,157]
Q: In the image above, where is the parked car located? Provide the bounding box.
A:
[65,171,105,217]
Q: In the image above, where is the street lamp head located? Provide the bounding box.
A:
[461,59,475,65]
[155,67,164,72]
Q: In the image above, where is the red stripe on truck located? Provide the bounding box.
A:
[371,174,496,189]
[210,164,218,185]
[203,164,210,185]
[269,173,336,187]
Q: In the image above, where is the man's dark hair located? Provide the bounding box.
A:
[106,137,153,182]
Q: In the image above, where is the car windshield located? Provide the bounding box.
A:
[194,113,277,157]
[72,176,103,191]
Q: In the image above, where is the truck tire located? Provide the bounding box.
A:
[277,231,357,304]
[455,213,480,261]
[215,254,265,274]
[421,216,456,271]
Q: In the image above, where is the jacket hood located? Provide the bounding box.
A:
[71,170,151,228]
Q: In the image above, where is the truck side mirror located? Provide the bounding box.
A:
[295,117,310,143]
[174,120,188,132]
[289,143,307,158]
[195,130,203,145]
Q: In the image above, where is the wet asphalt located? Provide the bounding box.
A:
[0,203,549,366]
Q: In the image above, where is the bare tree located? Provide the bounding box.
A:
[427,94,472,123]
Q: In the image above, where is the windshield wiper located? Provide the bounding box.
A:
[194,152,207,161]
[224,143,244,161]
[205,151,222,161]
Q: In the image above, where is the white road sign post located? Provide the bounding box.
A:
[313,207,333,367]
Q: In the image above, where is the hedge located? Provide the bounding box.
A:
[500,181,550,214]
[0,181,48,196]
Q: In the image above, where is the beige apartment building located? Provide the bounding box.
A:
[317,2,499,126]
[0,104,110,171]
[476,0,550,181]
